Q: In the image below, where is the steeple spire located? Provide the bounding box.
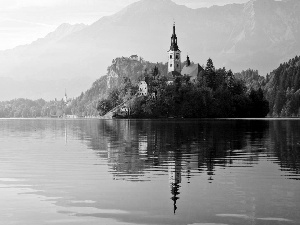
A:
[170,22,179,51]
[173,21,176,35]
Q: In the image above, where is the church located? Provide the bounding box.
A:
[166,23,204,83]
[138,23,204,96]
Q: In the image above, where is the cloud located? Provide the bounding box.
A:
[173,0,249,8]
[0,0,140,50]
[0,0,139,24]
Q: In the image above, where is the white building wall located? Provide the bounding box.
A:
[168,50,181,73]
[138,81,148,96]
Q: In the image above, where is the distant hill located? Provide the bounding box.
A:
[66,56,167,117]
[235,55,300,117]
[234,69,266,91]
[1,0,300,100]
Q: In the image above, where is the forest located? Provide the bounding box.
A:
[264,56,300,117]
[97,58,269,118]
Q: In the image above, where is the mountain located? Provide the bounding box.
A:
[1,0,300,100]
[0,23,91,100]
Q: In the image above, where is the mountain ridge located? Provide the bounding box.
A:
[0,0,300,100]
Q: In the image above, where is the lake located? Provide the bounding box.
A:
[0,118,299,225]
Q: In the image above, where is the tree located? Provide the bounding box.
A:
[97,99,112,116]
[108,88,122,108]
[249,88,269,117]
[205,58,217,90]
[273,90,286,116]
[226,69,235,90]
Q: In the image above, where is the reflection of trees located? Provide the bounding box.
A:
[269,120,300,177]
[89,121,264,196]
[87,119,270,213]
[73,119,300,213]
[4,118,300,214]
[78,119,271,180]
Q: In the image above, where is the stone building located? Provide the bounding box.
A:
[181,55,204,82]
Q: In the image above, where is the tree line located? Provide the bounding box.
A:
[0,98,65,118]
[97,58,269,118]
[7,54,300,119]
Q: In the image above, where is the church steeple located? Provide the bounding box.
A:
[170,23,179,51]
[168,22,181,73]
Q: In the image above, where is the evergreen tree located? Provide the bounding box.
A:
[205,58,217,90]
[249,88,269,118]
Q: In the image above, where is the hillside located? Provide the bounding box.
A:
[263,56,300,117]
[234,69,266,91]
[0,0,300,100]
[66,56,167,117]
[234,56,300,117]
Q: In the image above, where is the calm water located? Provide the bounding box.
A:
[0,119,299,225]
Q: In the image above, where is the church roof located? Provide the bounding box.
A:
[181,64,204,80]
[166,71,181,81]
[139,81,147,85]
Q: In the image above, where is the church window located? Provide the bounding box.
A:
[176,54,179,59]
[170,55,172,59]
[170,64,173,67]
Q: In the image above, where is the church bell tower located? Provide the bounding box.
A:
[168,23,181,73]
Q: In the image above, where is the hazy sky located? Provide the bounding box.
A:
[0,0,249,50]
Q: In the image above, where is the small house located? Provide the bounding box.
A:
[130,55,139,61]
[138,81,148,96]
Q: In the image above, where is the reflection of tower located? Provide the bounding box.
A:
[168,155,182,214]
[206,156,215,182]
[138,135,148,160]
[64,120,67,144]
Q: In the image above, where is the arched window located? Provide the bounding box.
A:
[170,55,173,59]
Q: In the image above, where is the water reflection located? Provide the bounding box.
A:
[95,119,300,178]
[1,118,300,224]
[269,120,300,179]
[91,120,270,177]
[73,119,300,215]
